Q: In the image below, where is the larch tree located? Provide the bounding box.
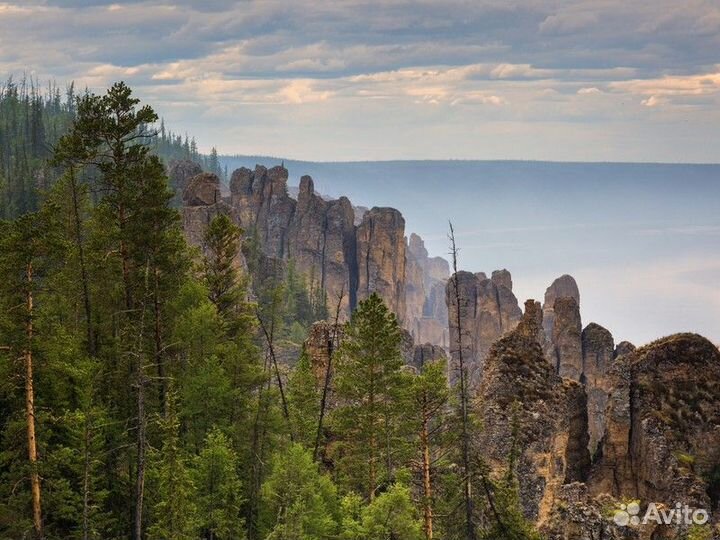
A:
[331,292,408,501]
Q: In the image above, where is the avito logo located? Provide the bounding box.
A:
[612,500,709,527]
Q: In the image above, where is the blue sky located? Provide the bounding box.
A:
[2,0,720,162]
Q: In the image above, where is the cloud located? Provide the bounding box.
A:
[1,1,719,161]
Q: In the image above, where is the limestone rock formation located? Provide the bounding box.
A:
[181,172,241,269]
[405,233,449,347]
[550,297,583,380]
[446,270,522,383]
[589,333,720,530]
[540,483,640,540]
[581,322,615,457]
[410,343,447,372]
[168,159,203,206]
[304,321,343,386]
[614,340,636,358]
[543,274,580,339]
[476,300,591,523]
[221,165,444,336]
[183,172,221,207]
[355,207,407,321]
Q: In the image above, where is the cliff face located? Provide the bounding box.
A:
[589,333,720,514]
[476,300,591,523]
[355,207,406,320]
[196,164,448,342]
[445,269,522,384]
[478,305,720,537]
[581,322,615,457]
[181,172,245,271]
[405,233,449,347]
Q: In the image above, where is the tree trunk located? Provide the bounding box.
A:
[82,418,90,540]
[134,367,146,540]
[449,222,475,540]
[24,262,43,539]
[153,268,167,417]
[421,398,433,540]
[68,167,95,355]
[313,287,344,462]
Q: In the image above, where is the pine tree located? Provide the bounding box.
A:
[193,429,245,540]
[0,207,64,539]
[287,352,320,449]
[331,293,408,500]
[147,395,199,539]
[408,357,451,540]
[341,483,423,540]
[260,443,339,539]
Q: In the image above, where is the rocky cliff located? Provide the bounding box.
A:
[476,299,591,523]
[405,233,449,347]
[476,301,720,538]
[589,334,720,512]
[181,164,448,342]
[445,269,522,384]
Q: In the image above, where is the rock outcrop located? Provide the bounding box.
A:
[304,321,343,385]
[581,322,615,457]
[410,342,447,372]
[476,299,591,523]
[446,270,523,384]
[181,172,242,269]
[168,159,203,206]
[355,207,407,320]
[542,274,580,339]
[589,333,720,534]
[550,296,583,380]
[405,233,449,347]
[219,165,444,337]
[614,340,636,358]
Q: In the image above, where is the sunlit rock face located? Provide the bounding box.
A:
[405,233,449,348]
[589,333,720,517]
[475,300,591,523]
[445,269,522,384]
[219,165,446,341]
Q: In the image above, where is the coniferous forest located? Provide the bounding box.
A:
[0,82,537,539]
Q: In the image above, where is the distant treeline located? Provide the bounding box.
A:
[0,76,223,219]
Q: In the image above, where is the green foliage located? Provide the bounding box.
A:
[147,399,199,539]
[261,443,339,539]
[331,293,409,498]
[203,213,245,323]
[0,80,566,540]
[288,353,320,449]
[340,484,423,540]
[193,429,246,540]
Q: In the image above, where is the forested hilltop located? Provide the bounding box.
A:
[0,76,224,220]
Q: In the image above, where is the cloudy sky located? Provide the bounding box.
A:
[2,0,720,161]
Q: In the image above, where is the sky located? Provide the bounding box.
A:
[2,0,720,162]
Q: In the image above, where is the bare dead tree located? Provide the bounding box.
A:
[257,311,293,442]
[24,261,43,539]
[448,221,476,540]
[313,286,345,461]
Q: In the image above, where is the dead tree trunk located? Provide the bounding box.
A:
[421,399,433,540]
[448,221,476,540]
[24,261,43,539]
[313,287,344,461]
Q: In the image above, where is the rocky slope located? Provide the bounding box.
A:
[476,299,720,538]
